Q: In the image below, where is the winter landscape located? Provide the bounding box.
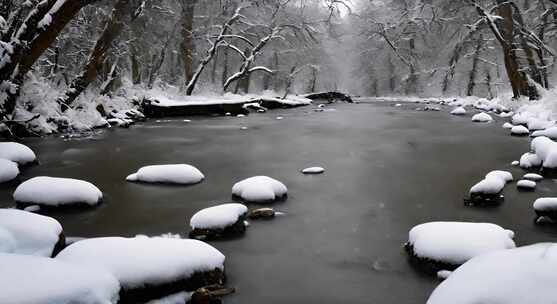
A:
[2,0,557,303]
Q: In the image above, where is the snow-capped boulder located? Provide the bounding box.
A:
[517,179,536,191]
[0,253,120,304]
[527,118,554,131]
[0,159,19,183]
[450,107,466,115]
[0,142,36,165]
[126,164,204,185]
[232,176,287,203]
[519,152,542,169]
[502,122,514,129]
[531,136,557,169]
[189,203,248,240]
[512,112,531,125]
[467,170,513,206]
[533,198,557,222]
[426,243,557,304]
[471,112,493,123]
[14,176,102,208]
[301,166,325,174]
[57,236,225,303]
[524,173,543,181]
[532,127,557,139]
[510,125,529,136]
[406,222,515,271]
[0,209,63,257]
[248,207,276,220]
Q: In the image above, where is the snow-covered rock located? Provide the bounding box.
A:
[14,176,102,207]
[450,107,466,115]
[232,176,287,203]
[517,179,536,190]
[0,142,36,165]
[531,136,557,169]
[471,112,493,123]
[56,236,225,295]
[126,164,204,185]
[0,253,120,304]
[532,127,557,139]
[534,198,557,221]
[468,170,513,205]
[511,160,519,166]
[426,243,557,304]
[519,152,542,169]
[0,159,19,183]
[502,122,514,129]
[524,173,543,181]
[189,203,248,239]
[406,222,515,269]
[510,125,529,136]
[301,166,325,174]
[0,209,63,257]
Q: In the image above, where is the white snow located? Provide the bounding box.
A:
[0,209,62,257]
[450,107,466,115]
[520,152,542,168]
[0,253,120,304]
[232,176,288,203]
[426,243,557,304]
[0,158,19,183]
[13,176,103,206]
[470,170,513,195]
[190,203,248,230]
[301,166,325,174]
[437,270,452,280]
[534,198,557,212]
[530,136,557,168]
[0,142,36,165]
[408,222,516,265]
[517,179,536,189]
[532,127,557,139]
[57,236,225,289]
[146,292,192,304]
[471,112,492,123]
[126,164,204,185]
[524,173,543,181]
[511,160,519,166]
[510,125,529,135]
[502,122,514,129]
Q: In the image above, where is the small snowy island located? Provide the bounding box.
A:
[126,164,205,185]
[232,176,288,203]
[189,203,248,239]
[467,170,513,206]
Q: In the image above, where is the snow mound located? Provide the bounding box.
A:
[232,176,287,203]
[301,166,325,174]
[532,127,557,139]
[190,203,248,230]
[0,142,37,165]
[470,170,513,195]
[517,179,536,190]
[502,122,514,129]
[531,136,557,168]
[471,112,492,123]
[510,125,529,136]
[126,164,204,185]
[524,173,543,181]
[450,107,466,115]
[534,198,557,212]
[0,209,62,257]
[0,253,120,304]
[426,243,557,304]
[56,236,225,289]
[511,160,519,166]
[407,222,516,266]
[520,152,542,169]
[14,176,103,206]
[0,159,19,183]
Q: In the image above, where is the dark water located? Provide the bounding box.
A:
[2,101,557,304]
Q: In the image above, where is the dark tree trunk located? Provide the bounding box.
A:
[467,36,483,96]
[180,0,197,87]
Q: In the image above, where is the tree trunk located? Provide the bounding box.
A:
[180,0,197,87]
[221,47,229,88]
[467,36,483,96]
[57,0,132,110]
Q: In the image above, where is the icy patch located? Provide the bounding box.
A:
[517,179,536,190]
[0,209,62,257]
[524,173,543,181]
[301,166,325,174]
[450,107,466,115]
[56,236,225,289]
[471,112,492,123]
[0,159,19,183]
[14,176,103,206]
[0,253,120,304]
[190,203,248,230]
[426,244,557,304]
[470,170,513,195]
[126,164,204,185]
[511,125,529,136]
[534,198,557,212]
[0,142,36,165]
[232,176,287,203]
[408,222,515,266]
